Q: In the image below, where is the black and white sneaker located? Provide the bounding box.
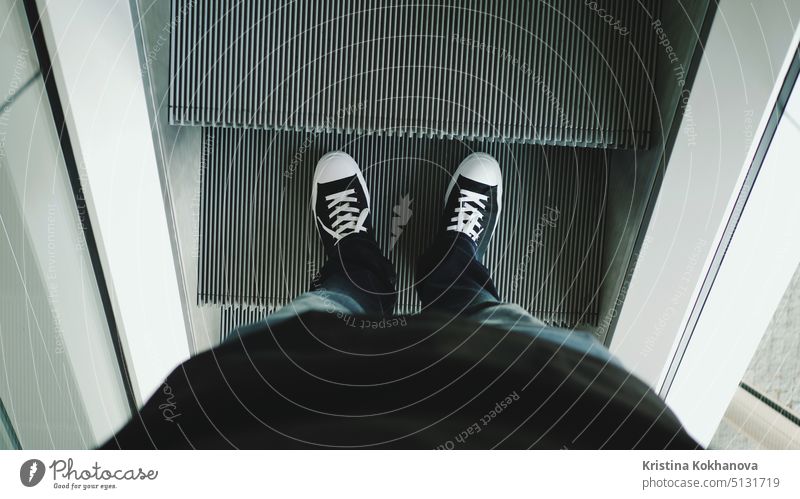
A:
[441,152,502,257]
[311,151,373,252]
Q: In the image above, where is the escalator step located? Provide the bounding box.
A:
[200,128,607,339]
[171,0,658,149]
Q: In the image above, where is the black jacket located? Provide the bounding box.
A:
[102,312,700,449]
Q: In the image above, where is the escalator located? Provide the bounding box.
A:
[141,0,712,345]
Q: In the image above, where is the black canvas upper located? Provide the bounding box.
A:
[441,174,500,258]
[314,174,373,253]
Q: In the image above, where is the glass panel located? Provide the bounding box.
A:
[710,210,800,450]
[0,397,19,449]
[742,264,800,415]
[0,0,129,449]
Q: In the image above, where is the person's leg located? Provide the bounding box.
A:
[227,152,396,342]
[309,232,396,316]
[416,152,545,328]
[309,151,396,315]
[417,232,545,328]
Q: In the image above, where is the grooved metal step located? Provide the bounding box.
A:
[200,128,607,338]
[171,0,658,149]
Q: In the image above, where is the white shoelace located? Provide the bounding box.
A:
[318,188,369,243]
[447,188,487,241]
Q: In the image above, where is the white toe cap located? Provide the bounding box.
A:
[314,151,361,183]
[455,152,501,186]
